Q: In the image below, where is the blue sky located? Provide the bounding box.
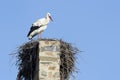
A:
[0,0,120,80]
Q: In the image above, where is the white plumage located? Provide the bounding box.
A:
[27,13,53,40]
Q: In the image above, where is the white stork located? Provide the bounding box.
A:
[27,12,53,40]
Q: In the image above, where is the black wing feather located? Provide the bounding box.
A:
[27,26,40,37]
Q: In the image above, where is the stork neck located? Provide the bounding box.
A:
[46,15,51,21]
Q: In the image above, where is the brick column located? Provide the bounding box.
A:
[34,40,61,80]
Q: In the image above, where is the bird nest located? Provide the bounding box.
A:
[15,39,79,80]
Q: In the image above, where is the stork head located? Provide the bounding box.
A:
[47,12,53,21]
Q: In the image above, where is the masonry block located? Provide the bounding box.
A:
[34,40,61,80]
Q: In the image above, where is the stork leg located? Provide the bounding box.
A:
[38,33,42,39]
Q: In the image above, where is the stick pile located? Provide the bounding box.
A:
[15,39,79,80]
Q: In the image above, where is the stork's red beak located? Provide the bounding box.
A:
[49,16,53,21]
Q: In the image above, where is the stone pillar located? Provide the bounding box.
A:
[34,40,61,80]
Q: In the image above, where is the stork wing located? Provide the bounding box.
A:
[27,26,40,37]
